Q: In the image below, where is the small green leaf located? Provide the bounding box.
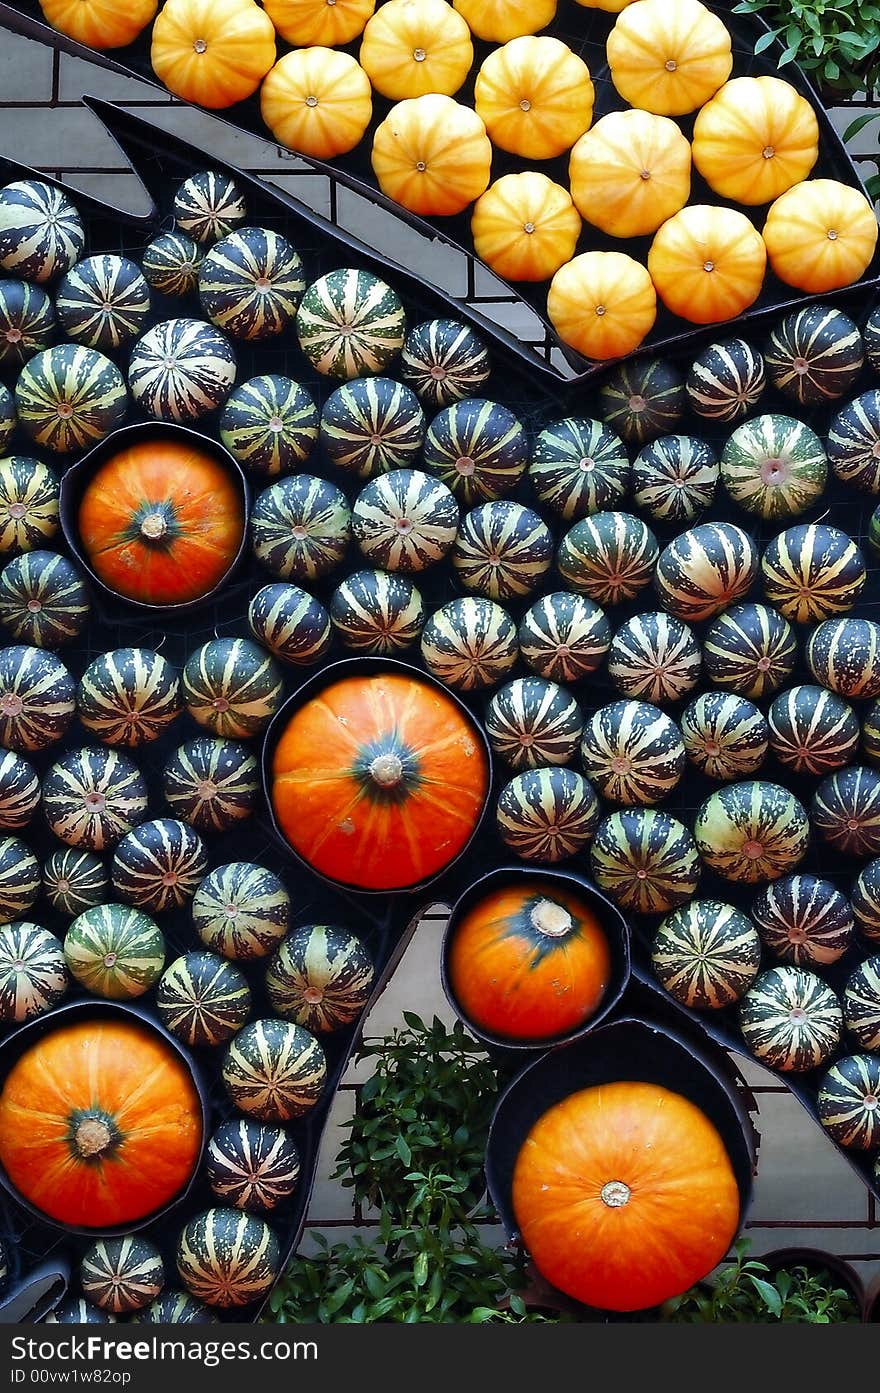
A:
[748,1277,784,1318]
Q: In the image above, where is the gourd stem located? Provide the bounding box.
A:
[600,1180,631,1208]
[530,898,574,938]
[369,754,404,789]
[140,512,168,541]
[73,1117,114,1159]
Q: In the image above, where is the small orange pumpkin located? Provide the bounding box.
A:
[512,1080,741,1311]
[548,251,657,361]
[762,179,879,293]
[474,36,594,160]
[151,0,276,108]
[648,204,767,325]
[569,109,691,239]
[606,0,732,116]
[692,76,819,206]
[471,173,581,282]
[261,0,375,46]
[359,0,473,100]
[260,49,373,159]
[38,0,157,48]
[371,94,492,216]
[452,0,557,42]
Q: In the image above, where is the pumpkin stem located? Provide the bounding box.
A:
[600,1180,631,1208]
[530,898,574,939]
[73,1116,115,1159]
[369,753,404,789]
[140,511,169,541]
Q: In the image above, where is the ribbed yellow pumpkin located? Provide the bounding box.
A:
[574,0,638,8]
[548,251,657,361]
[692,76,819,206]
[475,36,594,160]
[452,0,557,42]
[648,205,767,325]
[359,0,473,100]
[371,94,492,216]
[606,0,732,116]
[39,0,157,47]
[471,174,581,282]
[762,180,879,294]
[569,109,691,239]
[260,49,373,159]
[261,0,375,45]
[151,0,276,108]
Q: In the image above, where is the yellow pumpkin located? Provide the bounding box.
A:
[648,204,767,325]
[548,251,657,361]
[692,76,819,206]
[606,0,732,116]
[260,49,373,159]
[359,0,473,100]
[762,179,879,294]
[452,0,556,42]
[38,0,157,48]
[471,173,581,282]
[569,109,691,240]
[474,37,594,160]
[261,0,375,46]
[371,94,492,216]
[151,0,276,108]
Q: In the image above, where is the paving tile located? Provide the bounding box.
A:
[334,186,470,297]
[749,1091,871,1224]
[60,170,153,217]
[58,53,170,104]
[0,106,124,168]
[306,1087,358,1222]
[263,171,333,222]
[0,29,54,102]
[128,102,281,170]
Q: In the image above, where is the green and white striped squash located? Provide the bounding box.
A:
[556,511,659,606]
[598,357,685,446]
[127,318,236,423]
[329,568,425,654]
[452,500,553,601]
[827,390,880,493]
[219,375,318,478]
[42,746,148,850]
[181,638,283,739]
[247,583,331,666]
[163,738,259,833]
[0,457,59,556]
[198,227,304,340]
[852,857,880,940]
[0,835,39,921]
[761,524,865,625]
[765,304,864,406]
[64,902,164,998]
[495,766,600,862]
[862,698,880,766]
[811,765,880,857]
[0,550,89,648]
[518,592,611,683]
[42,847,107,917]
[654,521,758,624]
[703,603,797,700]
[157,951,251,1048]
[45,1300,116,1324]
[0,645,75,752]
[0,180,84,283]
[192,862,289,961]
[141,231,203,297]
[752,874,853,968]
[0,280,55,367]
[320,377,425,479]
[738,966,842,1072]
[579,699,684,806]
[528,417,629,521]
[0,921,65,1020]
[399,318,491,408]
[806,618,880,699]
[130,1293,217,1324]
[420,595,518,692]
[685,337,765,423]
[843,955,880,1050]
[631,435,718,526]
[720,414,827,521]
[222,1018,327,1121]
[55,256,151,353]
[423,397,528,506]
[607,611,701,705]
[296,268,405,379]
[77,647,181,747]
[767,685,859,776]
[867,304,880,374]
[817,1054,880,1150]
[15,345,128,454]
[266,925,374,1033]
[0,387,14,454]
[680,691,768,781]
[111,818,208,913]
[590,808,699,914]
[486,677,583,771]
[694,781,809,885]
[352,468,458,573]
[0,748,39,829]
[250,474,351,583]
[172,172,247,245]
[206,1120,300,1212]
[651,900,761,1009]
[176,1208,280,1309]
[80,1237,164,1314]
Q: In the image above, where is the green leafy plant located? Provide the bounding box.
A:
[733,0,880,96]
[842,109,880,201]
[661,1238,862,1323]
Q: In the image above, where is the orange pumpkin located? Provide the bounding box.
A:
[77,437,245,606]
[359,0,474,100]
[548,251,657,360]
[512,1080,741,1311]
[272,671,489,890]
[474,36,594,160]
[448,881,611,1041]
[471,173,581,281]
[0,1017,203,1228]
[452,0,557,43]
[762,179,879,293]
[38,0,157,48]
[648,204,767,325]
[260,49,373,160]
[371,94,492,216]
[151,0,276,108]
[569,109,691,239]
[606,0,732,116]
[261,0,375,46]
[692,76,819,206]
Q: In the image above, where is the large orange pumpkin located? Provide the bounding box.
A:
[260,49,373,159]
[0,1017,203,1228]
[648,204,767,325]
[38,0,158,48]
[261,0,375,46]
[471,173,581,281]
[512,1080,741,1311]
[569,109,691,239]
[606,0,732,116]
[151,0,276,108]
[548,250,657,360]
[474,36,594,160]
[271,671,489,890]
[448,881,611,1041]
[359,0,474,100]
[692,76,819,207]
[77,437,245,606]
[762,179,879,294]
[371,94,492,216]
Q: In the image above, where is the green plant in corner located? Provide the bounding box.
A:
[842,109,880,202]
[661,1237,862,1322]
[733,0,880,97]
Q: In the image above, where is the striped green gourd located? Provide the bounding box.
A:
[399,318,491,408]
[694,781,809,884]
[850,857,880,940]
[247,583,331,666]
[0,280,55,367]
[607,611,702,705]
[702,603,797,700]
[329,568,425,654]
[295,268,405,379]
[0,749,39,829]
[764,304,864,406]
[590,808,700,914]
[250,474,351,583]
[320,377,425,479]
[141,231,203,297]
[352,468,458,573]
[80,1237,164,1315]
[176,1209,280,1309]
[157,951,251,1048]
[0,457,59,556]
[598,357,685,446]
[557,511,659,606]
[0,645,75,752]
[420,596,518,692]
[0,834,40,920]
[680,691,768,781]
[219,375,318,477]
[45,1300,116,1325]
[827,390,880,493]
[130,1293,217,1324]
[518,592,611,683]
[651,900,761,1009]
[817,1054,880,1150]
[486,677,583,771]
[579,699,684,806]
[0,920,65,1021]
[15,345,127,454]
[127,318,236,423]
[720,414,827,520]
[738,966,842,1072]
[163,738,259,833]
[192,862,289,961]
[77,648,181,747]
[111,818,208,913]
[55,255,151,352]
[222,1018,327,1121]
[172,171,247,244]
[811,765,880,856]
[0,386,14,453]
[495,766,600,862]
[868,304,880,373]
[42,746,148,850]
[752,874,854,968]
[206,1120,301,1212]
[631,435,718,525]
[181,638,283,739]
[452,500,553,601]
[844,955,880,1050]
[0,550,89,648]
[63,902,164,998]
[685,337,765,423]
[266,925,374,1033]
[806,618,880,700]
[761,524,865,625]
[528,417,629,521]
[0,179,84,282]
[654,522,758,624]
[42,847,107,916]
[423,397,528,506]
[198,227,304,340]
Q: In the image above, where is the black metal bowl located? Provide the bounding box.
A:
[440,864,630,1053]
[59,420,251,616]
[0,999,209,1238]
[260,654,494,899]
